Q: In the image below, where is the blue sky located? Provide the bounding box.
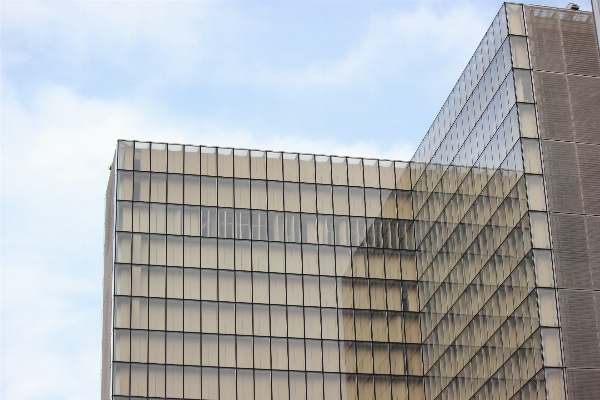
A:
[0,0,588,399]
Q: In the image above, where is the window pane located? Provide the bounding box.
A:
[217,148,233,177]
[235,179,250,208]
[510,35,530,69]
[518,103,538,138]
[134,142,150,171]
[333,186,349,215]
[286,244,303,274]
[115,264,131,295]
[166,205,183,235]
[132,233,150,264]
[395,162,411,190]
[317,185,333,214]
[283,153,299,182]
[303,245,319,275]
[131,202,149,232]
[300,154,315,183]
[379,160,395,189]
[150,204,166,234]
[302,214,318,244]
[315,156,331,184]
[201,208,217,237]
[118,141,134,170]
[113,362,130,396]
[218,209,234,238]
[267,152,283,181]
[168,144,184,173]
[167,267,183,298]
[319,245,336,276]
[349,188,365,216]
[218,178,234,207]
[300,184,316,213]
[236,240,252,271]
[251,180,267,209]
[133,172,150,201]
[284,183,300,212]
[381,191,397,219]
[251,150,267,179]
[270,338,287,369]
[236,272,253,303]
[184,145,200,175]
[365,189,381,217]
[236,336,254,368]
[318,215,335,245]
[201,177,217,206]
[118,171,134,200]
[268,181,284,211]
[270,242,285,273]
[236,209,251,239]
[253,273,269,304]
[202,367,218,399]
[149,299,165,330]
[151,143,167,172]
[332,157,348,185]
[514,69,534,103]
[184,175,201,205]
[200,269,217,301]
[184,206,200,236]
[149,332,166,363]
[285,213,301,243]
[351,217,366,246]
[269,211,285,242]
[335,247,352,277]
[234,149,250,178]
[131,330,148,363]
[184,268,200,299]
[364,159,380,188]
[201,147,217,176]
[114,329,130,361]
[117,201,132,231]
[150,173,167,202]
[148,265,166,297]
[184,366,201,398]
[348,158,364,186]
[254,337,271,368]
[252,242,268,272]
[506,3,525,35]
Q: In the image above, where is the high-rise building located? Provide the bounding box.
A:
[102,3,600,400]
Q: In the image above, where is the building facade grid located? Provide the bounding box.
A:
[108,142,422,400]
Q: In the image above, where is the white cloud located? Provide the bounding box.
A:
[2,1,488,87]
[1,1,217,78]
[257,5,488,85]
[0,258,101,400]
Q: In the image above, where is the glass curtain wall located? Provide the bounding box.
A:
[111,140,419,400]
[410,4,562,400]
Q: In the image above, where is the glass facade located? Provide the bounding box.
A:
[102,3,600,400]
[107,142,420,400]
[411,4,563,399]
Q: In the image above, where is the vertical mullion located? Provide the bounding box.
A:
[215,149,221,400]
[142,143,152,397]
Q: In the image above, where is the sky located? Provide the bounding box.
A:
[0,0,591,399]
